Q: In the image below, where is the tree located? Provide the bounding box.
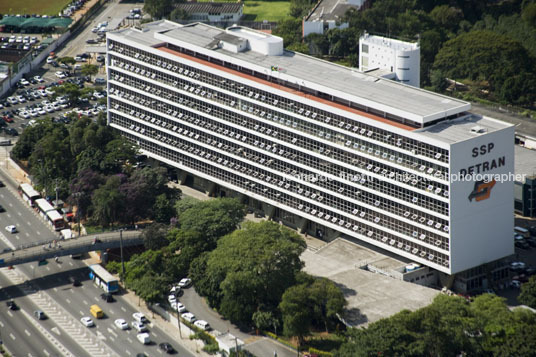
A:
[52,83,81,104]
[522,2,536,27]
[279,284,312,345]
[499,72,536,106]
[153,193,176,223]
[170,8,189,22]
[178,197,245,248]
[433,30,536,93]
[57,56,76,65]
[272,18,303,48]
[429,5,463,31]
[141,223,170,250]
[175,196,198,216]
[199,221,306,325]
[519,275,536,309]
[289,0,315,18]
[80,64,99,81]
[252,311,279,334]
[144,0,173,19]
[309,278,347,332]
[91,175,125,227]
[130,273,168,308]
[430,69,448,92]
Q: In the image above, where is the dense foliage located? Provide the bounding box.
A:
[519,275,536,309]
[336,293,536,356]
[191,220,306,325]
[12,116,180,226]
[274,0,536,106]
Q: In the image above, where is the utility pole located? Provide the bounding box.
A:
[176,305,182,339]
[119,229,125,282]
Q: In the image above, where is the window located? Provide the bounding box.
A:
[362,44,369,53]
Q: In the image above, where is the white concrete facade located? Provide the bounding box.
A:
[302,0,363,37]
[359,33,420,87]
[106,22,514,275]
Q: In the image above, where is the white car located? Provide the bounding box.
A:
[178,278,192,288]
[55,72,67,79]
[5,225,17,233]
[46,56,55,64]
[171,301,186,313]
[19,111,31,119]
[136,332,150,344]
[168,294,177,304]
[74,56,86,62]
[7,97,18,105]
[45,106,55,113]
[114,319,129,330]
[17,95,26,103]
[19,79,29,86]
[34,75,44,83]
[37,108,47,115]
[181,312,196,323]
[194,320,210,331]
[81,316,94,327]
[45,88,55,96]
[132,312,147,323]
[38,89,48,97]
[131,321,148,332]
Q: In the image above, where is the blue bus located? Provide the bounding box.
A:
[89,264,119,293]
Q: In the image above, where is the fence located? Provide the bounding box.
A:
[174,19,278,31]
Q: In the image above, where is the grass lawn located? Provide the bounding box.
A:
[0,0,71,16]
[197,0,290,22]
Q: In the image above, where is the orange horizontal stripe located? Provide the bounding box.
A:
[157,45,415,131]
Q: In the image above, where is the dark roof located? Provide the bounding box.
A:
[175,2,243,14]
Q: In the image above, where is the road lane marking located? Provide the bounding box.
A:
[0,320,4,327]
[6,213,11,217]
[121,306,126,312]
[66,298,71,304]
[83,300,88,305]
[43,349,50,356]
[51,327,61,335]
[7,310,12,317]
[46,266,50,271]
[9,332,15,340]
[80,310,84,315]
[126,337,132,343]
[126,350,131,356]
[25,329,31,336]
[17,212,22,216]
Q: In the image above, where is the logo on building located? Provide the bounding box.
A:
[468,179,496,202]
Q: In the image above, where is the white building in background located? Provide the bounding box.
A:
[359,32,420,87]
[302,0,364,37]
[106,21,514,280]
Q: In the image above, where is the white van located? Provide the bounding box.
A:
[514,226,529,238]
[61,229,73,240]
[136,332,150,344]
[194,320,210,331]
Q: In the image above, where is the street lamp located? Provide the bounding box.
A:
[119,228,125,282]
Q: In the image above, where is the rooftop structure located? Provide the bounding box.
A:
[106,21,515,277]
[359,32,421,87]
[302,0,364,36]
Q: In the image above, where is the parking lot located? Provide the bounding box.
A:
[1,57,107,137]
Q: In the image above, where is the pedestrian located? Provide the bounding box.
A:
[53,240,56,247]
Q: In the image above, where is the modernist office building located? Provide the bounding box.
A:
[106,21,514,275]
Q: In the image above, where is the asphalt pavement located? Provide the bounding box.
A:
[0,168,194,356]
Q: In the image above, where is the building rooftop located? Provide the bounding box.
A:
[361,32,419,51]
[515,145,536,182]
[418,114,513,144]
[305,0,362,22]
[175,2,243,14]
[110,22,514,142]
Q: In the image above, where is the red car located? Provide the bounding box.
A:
[3,116,13,123]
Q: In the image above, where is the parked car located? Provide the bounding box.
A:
[132,312,147,323]
[194,320,210,331]
[181,312,196,323]
[178,278,192,288]
[5,225,17,233]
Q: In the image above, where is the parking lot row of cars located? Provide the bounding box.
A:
[166,278,212,331]
[0,35,40,51]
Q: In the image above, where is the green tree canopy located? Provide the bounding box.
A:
[81,64,99,80]
[195,221,306,325]
[519,275,536,309]
[178,197,245,248]
[433,30,536,92]
[144,0,173,19]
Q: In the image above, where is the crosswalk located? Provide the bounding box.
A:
[1,266,118,357]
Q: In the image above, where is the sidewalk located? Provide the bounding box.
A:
[85,252,212,357]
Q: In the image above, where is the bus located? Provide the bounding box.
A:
[89,264,119,294]
[46,210,65,231]
[35,198,65,230]
[19,183,41,207]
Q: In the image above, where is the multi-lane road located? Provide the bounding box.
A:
[0,172,193,356]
